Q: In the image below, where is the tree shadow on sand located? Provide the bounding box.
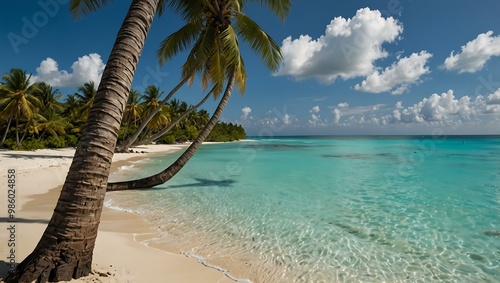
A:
[0,260,15,280]
[1,152,73,160]
[0,218,49,224]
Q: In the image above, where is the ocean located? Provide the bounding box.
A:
[107,136,500,282]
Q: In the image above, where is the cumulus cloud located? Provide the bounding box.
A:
[332,108,342,124]
[443,31,500,73]
[326,89,500,128]
[275,8,403,83]
[31,53,105,88]
[337,102,349,108]
[256,108,297,128]
[308,113,322,126]
[241,106,252,120]
[355,51,432,94]
[487,89,500,105]
[308,106,324,126]
[283,114,292,125]
[383,89,500,125]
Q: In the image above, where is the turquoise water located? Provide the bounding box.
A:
[108,136,500,282]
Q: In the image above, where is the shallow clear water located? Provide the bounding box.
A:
[108,136,500,282]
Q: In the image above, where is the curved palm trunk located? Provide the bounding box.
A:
[108,72,235,191]
[116,76,189,152]
[133,86,215,146]
[6,1,158,282]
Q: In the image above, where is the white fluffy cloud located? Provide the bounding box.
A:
[255,108,298,128]
[308,106,324,126]
[332,108,342,124]
[283,114,292,125]
[355,51,432,94]
[443,31,500,73]
[383,89,500,125]
[241,106,252,120]
[275,8,403,83]
[325,88,500,127]
[394,90,473,123]
[487,89,500,105]
[308,113,321,126]
[32,53,105,88]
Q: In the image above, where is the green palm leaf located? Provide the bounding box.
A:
[243,0,291,21]
[69,0,114,18]
[157,17,204,65]
[234,13,282,71]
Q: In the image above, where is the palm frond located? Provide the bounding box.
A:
[243,0,291,21]
[220,24,241,72]
[69,0,113,19]
[157,17,204,65]
[234,55,247,94]
[234,13,282,71]
[168,0,205,20]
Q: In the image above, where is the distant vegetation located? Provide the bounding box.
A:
[0,69,246,150]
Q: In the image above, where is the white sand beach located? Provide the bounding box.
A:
[0,145,235,283]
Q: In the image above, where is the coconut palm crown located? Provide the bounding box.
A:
[158,0,288,97]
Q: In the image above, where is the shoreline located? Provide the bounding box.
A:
[0,144,236,283]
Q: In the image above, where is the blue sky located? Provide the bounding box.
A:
[2,0,500,136]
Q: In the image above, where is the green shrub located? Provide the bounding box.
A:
[158,135,175,144]
[63,135,79,147]
[45,136,67,148]
[19,139,47,150]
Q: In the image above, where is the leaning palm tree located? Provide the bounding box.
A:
[7,0,289,281]
[107,0,289,191]
[0,69,40,147]
[116,0,291,152]
[6,0,162,281]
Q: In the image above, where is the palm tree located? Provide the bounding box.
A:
[133,85,215,146]
[31,82,67,140]
[107,0,289,191]
[122,89,143,127]
[8,0,289,281]
[33,82,64,114]
[115,76,189,151]
[29,110,68,139]
[116,0,291,153]
[62,94,81,132]
[6,0,161,281]
[74,81,97,122]
[0,69,41,147]
[140,85,170,133]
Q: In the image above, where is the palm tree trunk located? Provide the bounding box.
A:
[20,123,28,144]
[133,85,215,146]
[116,76,189,152]
[15,114,20,147]
[6,0,159,282]
[107,72,235,191]
[0,112,14,146]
